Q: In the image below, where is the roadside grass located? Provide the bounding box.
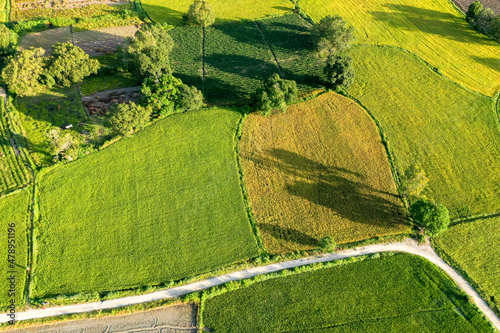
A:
[348,45,500,218]
[169,26,203,91]
[203,253,494,332]
[0,98,31,194]
[434,216,500,316]
[140,0,293,25]
[0,189,30,309]
[14,86,88,167]
[32,108,259,300]
[240,92,409,254]
[256,14,325,90]
[299,0,500,96]
[204,21,280,104]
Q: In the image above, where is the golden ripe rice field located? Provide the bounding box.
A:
[240,92,410,254]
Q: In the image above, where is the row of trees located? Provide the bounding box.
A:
[466,1,500,40]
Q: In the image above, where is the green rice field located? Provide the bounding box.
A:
[32,108,259,299]
[203,253,493,332]
[348,45,500,218]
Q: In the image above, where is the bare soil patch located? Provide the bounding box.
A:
[72,25,139,56]
[4,303,198,332]
[19,26,72,53]
[82,86,140,116]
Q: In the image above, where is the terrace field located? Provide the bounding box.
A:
[300,0,500,96]
[203,253,494,332]
[434,216,500,316]
[241,92,409,254]
[0,189,31,308]
[0,99,31,194]
[32,108,259,298]
[140,0,293,25]
[348,45,500,218]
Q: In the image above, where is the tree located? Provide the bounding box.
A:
[472,8,495,34]
[122,24,174,78]
[1,47,46,96]
[320,236,336,252]
[410,199,450,236]
[489,15,500,40]
[187,0,215,27]
[466,1,483,23]
[176,84,204,111]
[141,74,182,116]
[109,102,152,136]
[46,128,79,161]
[255,73,297,116]
[401,165,429,200]
[0,24,16,56]
[324,54,355,89]
[311,15,356,57]
[44,42,100,87]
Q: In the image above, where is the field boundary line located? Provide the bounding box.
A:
[253,20,284,78]
[2,239,499,330]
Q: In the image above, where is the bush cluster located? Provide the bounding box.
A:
[466,1,500,41]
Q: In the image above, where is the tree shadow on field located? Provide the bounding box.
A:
[204,53,279,80]
[272,6,294,12]
[258,223,320,247]
[246,148,407,228]
[369,4,492,44]
[471,56,500,72]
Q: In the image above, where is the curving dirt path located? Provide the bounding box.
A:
[2,239,499,330]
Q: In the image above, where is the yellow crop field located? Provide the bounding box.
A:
[240,92,410,254]
[141,0,294,25]
[299,0,500,96]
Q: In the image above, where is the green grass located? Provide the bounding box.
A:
[0,189,31,309]
[169,26,203,91]
[0,0,8,22]
[140,0,293,25]
[203,253,493,332]
[434,216,500,316]
[299,0,500,96]
[15,86,88,167]
[204,21,280,104]
[0,98,31,194]
[32,108,259,299]
[347,45,500,218]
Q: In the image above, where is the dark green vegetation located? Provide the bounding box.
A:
[169,26,203,90]
[0,99,30,193]
[348,45,500,218]
[434,216,500,316]
[410,199,450,236]
[254,73,297,115]
[0,189,30,308]
[32,109,259,299]
[467,1,500,40]
[203,253,493,332]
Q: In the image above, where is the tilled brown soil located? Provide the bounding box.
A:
[3,303,198,333]
[452,0,500,14]
[82,86,141,116]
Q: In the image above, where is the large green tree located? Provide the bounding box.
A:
[122,24,174,79]
[324,54,355,89]
[45,42,100,87]
[109,102,152,136]
[410,199,450,236]
[311,15,356,57]
[1,47,46,96]
[186,0,215,27]
[255,73,297,116]
[466,1,483,23]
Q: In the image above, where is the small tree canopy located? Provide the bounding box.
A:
[410,199,450,236]
[311,15,356,57]
[466,1,483,23]
[122,24,174,79]
[472,8,495,34]
[176,84,204,111]
[109,102,152,136]
[401,165,429,200]
[45,42,100,87]
[255,73,298,116]
[1,47,46,96]
[324,54,355,89]
[187,0,215,27]
[320,236,336,252]
[0,24,16,56]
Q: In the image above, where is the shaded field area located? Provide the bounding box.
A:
[4,303,197,332]
[0,189,30,309]
[140,0,293,25]
[434,216,500,316]
[32,109,259,299]
[0,99,31,194]
[300,0,500,96]
[348,45,500,218]
[203,253,494,332]
[169,26,203,91]
[241,92,409,254]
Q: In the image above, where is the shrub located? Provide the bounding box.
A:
[410,199,450,237]
[177,84,204,112]
[472,8,495,35]
[186,0,215,27]
[141,74,182,117]
[108,102,152,136]
[254,73,298,116]
[320,236,336,252]
[466,1,483,23]
[324,54,355,89]
[311,15,355,57]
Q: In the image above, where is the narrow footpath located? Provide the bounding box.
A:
[2,239,499,331]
